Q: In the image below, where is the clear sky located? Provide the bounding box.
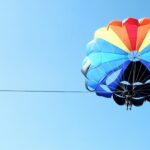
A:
[0,0,150,150]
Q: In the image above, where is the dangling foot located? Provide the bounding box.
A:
[126,102,129,110]
[129,104,132,110]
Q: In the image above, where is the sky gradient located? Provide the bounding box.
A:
[0,0,150,150]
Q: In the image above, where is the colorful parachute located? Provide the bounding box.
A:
[82,18,150,109]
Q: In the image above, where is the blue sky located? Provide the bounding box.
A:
[0,0,150,150]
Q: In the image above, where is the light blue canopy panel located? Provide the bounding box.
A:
[86,38,128,56]
[82,38,129,97]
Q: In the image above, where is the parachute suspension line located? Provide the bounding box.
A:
[138,62,150,83]
[135,74,150,92]
[120,62,135,98]
[136,84,150,92]
[135,90,150,95]
[128,60,150,100]
[113,88,125,95]
[122,62,135,105]
[120,61,128,94]
[113,59,128,96]
[121,60,127,94]
[132,62,136,91]
[135,62,150,91]
[137,78,150,92]
[133,62,136,84]
[135,62,142,82]
[127,62,135,84]
[140,75,150,83]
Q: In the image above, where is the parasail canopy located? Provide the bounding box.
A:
[82,18,150,109]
